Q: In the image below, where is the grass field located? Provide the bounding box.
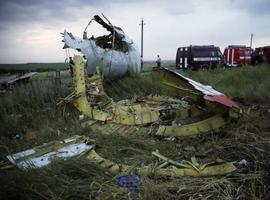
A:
[0,64,270,199]
[0,63,68,72]
[183,64,270,103]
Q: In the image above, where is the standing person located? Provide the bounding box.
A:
[156,55,161,68]
[140,57,144,71]
[69,57,74,78]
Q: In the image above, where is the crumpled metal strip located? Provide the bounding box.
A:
[156,114,226,137]
[85,149,237,177]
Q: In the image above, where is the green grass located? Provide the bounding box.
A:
[182,64,270,103]
[105,72,163,101]
[108,64,270,103]
[0,67,270,199]
[0,63,68,72]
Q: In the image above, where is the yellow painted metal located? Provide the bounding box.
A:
[85,149,237,177]
[112,104,160,125]
[73,55,159,125]
[85,149,126,174]
[73,55,111,121]
[73,56,92,117]
[140,162,236,177]
[229,108,241,119]
[172,104,208,120]
[81,120,97,128]
[150,150,236,176]
[156,114,226,137]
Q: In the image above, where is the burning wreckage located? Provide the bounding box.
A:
[6,15,243,178]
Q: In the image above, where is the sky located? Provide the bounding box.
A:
[0,0,269,63]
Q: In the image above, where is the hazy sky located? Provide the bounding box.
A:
[0,0,269,63]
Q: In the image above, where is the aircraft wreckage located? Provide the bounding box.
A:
[63,15,140,78]
[5,15,243,178]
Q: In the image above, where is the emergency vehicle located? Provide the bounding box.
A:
[224,45,253,67]
[176,45,224,70]
[252,46,270,64]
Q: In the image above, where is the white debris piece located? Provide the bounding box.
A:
[62,15,140,79]
[79,114,85,121]
[7,141,93,169]
[173,70,223,96]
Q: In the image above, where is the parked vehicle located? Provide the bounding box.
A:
[176,45,224,70]
[224,45,253,67]
[252,46,270,64]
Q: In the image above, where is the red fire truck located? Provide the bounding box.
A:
[224,45,253,67]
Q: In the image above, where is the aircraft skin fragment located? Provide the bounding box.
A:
[6,135,93,169]
[62,15,140,79]
[153,68,240,111]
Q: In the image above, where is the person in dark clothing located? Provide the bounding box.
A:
[69,57,74,78]
[156,55,161,68]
